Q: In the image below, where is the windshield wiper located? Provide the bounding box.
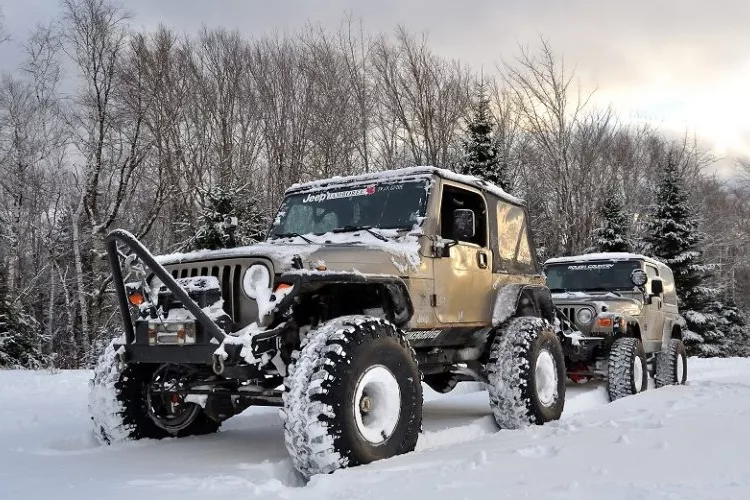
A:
[549,288,569,293]
[270,232,315,244]
[332,225,389,242]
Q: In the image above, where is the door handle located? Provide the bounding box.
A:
[477,252,488,269]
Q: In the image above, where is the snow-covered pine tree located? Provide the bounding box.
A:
[591,194,633,253]
[644,156,720,356]
[461,81,510,192]
[190,185,268,251]
[0,262,44,369]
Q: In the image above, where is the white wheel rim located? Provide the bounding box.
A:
[633,356,644,392]
[677,355,685,383]
[535,349,558,407]
[353,365,401,445]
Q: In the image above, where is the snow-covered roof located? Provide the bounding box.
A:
[286,166,525,205]
[544,252,663,267]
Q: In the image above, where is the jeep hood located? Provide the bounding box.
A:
[155,232,423,276]
[552,291,643,316]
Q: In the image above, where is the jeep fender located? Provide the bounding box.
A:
[491,284,555,327]
[660,316,685,349]
[272,271,414,327]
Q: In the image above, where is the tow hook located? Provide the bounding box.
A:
[212,353,225,375]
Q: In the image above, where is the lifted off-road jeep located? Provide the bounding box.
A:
[544,253,688,401]
[90,166,567,478]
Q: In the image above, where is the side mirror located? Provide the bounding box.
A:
[651,279,664,296]
[631,269,648,287]
[452,209,475,241]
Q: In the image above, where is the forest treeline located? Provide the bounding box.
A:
[0,0,748,367]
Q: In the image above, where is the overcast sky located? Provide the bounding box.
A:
[1,0,748,176]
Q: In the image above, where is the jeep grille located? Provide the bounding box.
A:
[168,264,244,323]
[561,307,578,324]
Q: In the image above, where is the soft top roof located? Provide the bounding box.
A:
[286,166,524,206]
[544,252,663,268]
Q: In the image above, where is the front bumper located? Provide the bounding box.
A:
[115,343,243,365]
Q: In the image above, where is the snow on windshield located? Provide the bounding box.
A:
[268,179,429,237]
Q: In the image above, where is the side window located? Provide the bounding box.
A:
[645,265,660,295]
[497,202,534,273]
[440,185,487,246]
[661,267,678,305]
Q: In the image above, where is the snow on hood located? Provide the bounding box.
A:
[155,241,321,267]
[155,230,423,273]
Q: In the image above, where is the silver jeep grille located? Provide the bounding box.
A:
[560,307,578,324]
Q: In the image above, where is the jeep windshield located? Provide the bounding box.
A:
[544,261,641,292]
[268,179,429,239]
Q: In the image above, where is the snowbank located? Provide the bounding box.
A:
[2,357,750,499]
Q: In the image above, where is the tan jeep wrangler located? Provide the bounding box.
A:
[90,167,566,478]
[543,253,688,401]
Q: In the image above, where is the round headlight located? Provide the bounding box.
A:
[242,264,271,299]
[631,269,648,287]
[576,308,594,325]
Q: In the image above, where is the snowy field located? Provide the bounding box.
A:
[2,358,750,499]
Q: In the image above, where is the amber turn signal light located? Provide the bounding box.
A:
[596,317,613,328]
[128,292,145,306]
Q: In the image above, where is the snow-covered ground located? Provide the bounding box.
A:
[2,358,750,499]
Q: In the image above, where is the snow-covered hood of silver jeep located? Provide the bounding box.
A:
[551,291,643,316]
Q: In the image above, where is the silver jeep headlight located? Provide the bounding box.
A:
[243,264,271,299]
[576,307,594,325]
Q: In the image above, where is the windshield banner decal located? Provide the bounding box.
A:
[302,185,376,203]
[568,263,615,270]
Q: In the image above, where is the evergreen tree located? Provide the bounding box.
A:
[644,156,719,356]
[591,194,633,253]
[191,184,268,251]
[461,82,509,192]
[0,263,43,369]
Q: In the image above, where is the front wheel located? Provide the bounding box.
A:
[607,337,647,401]
[486,316,566,429]
[89,341,220,444]
[281,316,422,479]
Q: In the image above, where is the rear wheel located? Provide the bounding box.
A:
[655,338,688,387]
[607,337,647,401]
[486,316,566,428]
[281,316,422,479]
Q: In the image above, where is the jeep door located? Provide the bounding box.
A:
[643,263,665,352]
[433,182,493,324]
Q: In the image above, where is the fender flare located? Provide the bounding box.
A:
[491,283,555,327]
[660,316,685,348]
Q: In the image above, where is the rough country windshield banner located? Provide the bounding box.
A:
[545,260,641,291]
[270,180,428,237]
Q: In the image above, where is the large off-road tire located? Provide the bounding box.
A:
[607,337,648,401]
[281,316,422,479]
[89,341,220,444]
[486,316,566,429]
[655,338,688,387]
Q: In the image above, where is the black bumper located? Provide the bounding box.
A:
[116,343,242,365]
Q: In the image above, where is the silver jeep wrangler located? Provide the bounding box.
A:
[544,253,688,400]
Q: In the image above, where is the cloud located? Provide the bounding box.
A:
[0,0,747,175]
